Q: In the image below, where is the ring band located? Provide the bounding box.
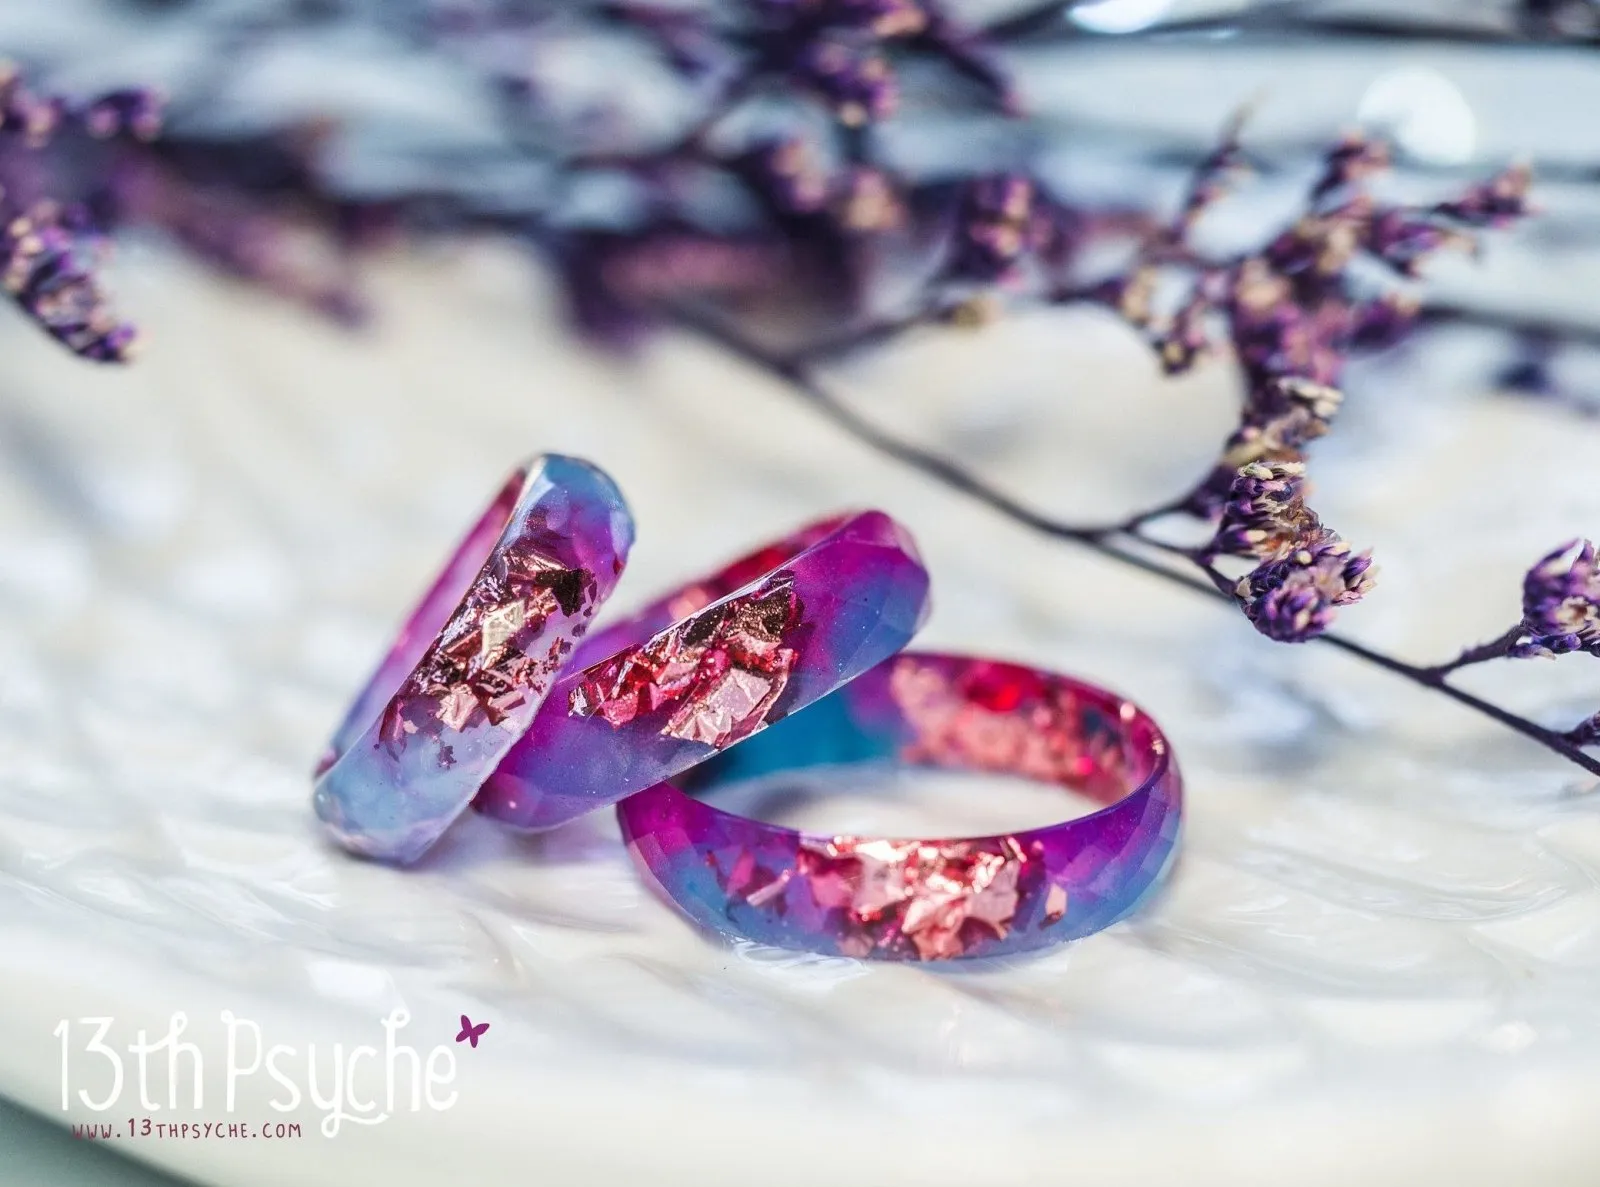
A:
[617,652,1182,961]
[314,455,633,863]
[472,510,932,831]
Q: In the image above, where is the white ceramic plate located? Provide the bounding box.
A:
[2,240,1600,1186]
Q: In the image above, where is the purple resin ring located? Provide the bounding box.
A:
[314,455,633,864]
[617,652,1182,962]
[472,510,931,831]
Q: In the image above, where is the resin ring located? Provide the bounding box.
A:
[617,652,1182,962]
[314,455,633,864]
[472,510,931,831]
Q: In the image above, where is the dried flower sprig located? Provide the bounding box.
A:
[1432,539,1600,672]
[1517,540,1600,659]
[9,1,1600,779]
[1107,134,1531,515]
[1399,537,1600,752]
[1199,460,1375,644]
[762,130,1528,649]
[661,122,1600,777]
[0,63,163,361]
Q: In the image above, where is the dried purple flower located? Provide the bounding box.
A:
[0,64,65,147]
[1262,204,1366,283]
[833,165,904,234]
[1364,207,1472,278]
[1102,264,1157,328]
[1206,460,1318,561]
[758,0,929,37]
[1223,258,1345,388]
[747,137,833,216]
[1513,539,1600,657]
[1236,530,1376,643]
[834,0,930,37]
[794,35,897,126]
[1120,129,1532,537]
[80,88,164,142]
[0,200,139,362]
[1566,711,1600,748]
[0,65,162,148]
[739,140,904,237]
[1434,163,1533,229]
[1173,374,1345,518]
[0,66,164,362]
[1223,376,1343,467]
[1350,290,1420,348]
[1197,407,1371,644]
[1310,132,1390,204]
[949,174,1075,284]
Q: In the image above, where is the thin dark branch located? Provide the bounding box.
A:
[673,305,1600,779]
[1424,624,1527,676]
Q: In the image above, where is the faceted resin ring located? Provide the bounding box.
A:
[314,455,633,864]
[472,510,931,831]
[617,652,1182,962]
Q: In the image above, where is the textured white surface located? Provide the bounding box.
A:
[1,242,1600,1185]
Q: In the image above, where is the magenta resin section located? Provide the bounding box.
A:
[472,511,932,831]
[617,653,1183,962]
[314,455,633,864]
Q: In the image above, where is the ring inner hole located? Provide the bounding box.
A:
[699,765,1111,837]
[678,666,1156,836]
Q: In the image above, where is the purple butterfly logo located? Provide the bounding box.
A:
[455,1015,489,1048]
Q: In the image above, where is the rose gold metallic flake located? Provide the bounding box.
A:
[569,572,803,748]
[379,545,593,761]
[795,834,1027,960]
[888,657,1130,800]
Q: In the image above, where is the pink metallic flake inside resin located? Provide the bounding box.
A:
[617,652,1182,962]
[569,572,801,747]
[795,836,1027,960]
[380,545,592,747]
[473,510,931,832]
[313,455,633,865]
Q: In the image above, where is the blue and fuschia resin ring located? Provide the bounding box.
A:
[618,652,1183,962]
[314,455,634,864]
[473,510,932,831]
